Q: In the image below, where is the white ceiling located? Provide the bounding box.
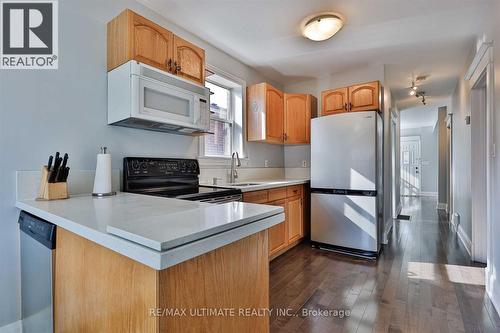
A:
[400,103,442,130]
[140,0,492,108]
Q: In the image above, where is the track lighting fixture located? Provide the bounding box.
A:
[415,91,426,105]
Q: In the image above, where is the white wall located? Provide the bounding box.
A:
[401,126,439,194]
[0,0,284,326]
[450,51,474,239]
[486,0,500,316]
[448,6,500,315]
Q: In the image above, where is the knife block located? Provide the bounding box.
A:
[37,166,69,201]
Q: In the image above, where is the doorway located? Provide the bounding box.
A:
[471,71,488,263]
[400,136,421,197]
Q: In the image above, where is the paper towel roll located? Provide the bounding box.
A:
[93,150,113,195]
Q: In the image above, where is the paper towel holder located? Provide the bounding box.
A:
[92,146,117,197]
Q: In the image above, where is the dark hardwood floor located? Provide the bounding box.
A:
[269,196,500,333]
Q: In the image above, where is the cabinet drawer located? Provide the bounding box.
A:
[286,185,302,198]
[268,187,286,201]
[243,190,268,204]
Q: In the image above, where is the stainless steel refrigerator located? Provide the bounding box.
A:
[310,111,383,258]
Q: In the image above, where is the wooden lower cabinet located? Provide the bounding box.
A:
[267,199,287,254]
[287,196,303,243]
[243,184,307,259]
[54,228,269,332]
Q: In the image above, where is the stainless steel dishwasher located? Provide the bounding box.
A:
[19,211,56,333]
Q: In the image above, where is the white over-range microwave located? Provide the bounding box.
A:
[108,61,211,135]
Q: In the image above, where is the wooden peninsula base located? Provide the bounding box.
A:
[54,227,270,332]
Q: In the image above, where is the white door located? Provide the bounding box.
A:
[401,136,421,196]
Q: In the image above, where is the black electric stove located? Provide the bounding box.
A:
[123,157,242,203]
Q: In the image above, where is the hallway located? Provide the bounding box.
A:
[269,197,500,332]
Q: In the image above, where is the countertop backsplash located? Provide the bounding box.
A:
[199,167,285,185]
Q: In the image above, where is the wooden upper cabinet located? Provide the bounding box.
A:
[320,81,381,116]
[266,86,285,143]
[247,83,284,144]
[172,36,205,85]
[348,81,380,112]
[107,9,205,85]
[322,87,348,116]
[131,12,173,72]
[107,10,172,72]
[284,94,317,144]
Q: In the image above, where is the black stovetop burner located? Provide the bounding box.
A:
[123,157,241,202]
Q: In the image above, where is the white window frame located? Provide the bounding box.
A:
[198,64,247,166]
[204,80,234,157]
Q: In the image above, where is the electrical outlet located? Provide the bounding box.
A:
[302,160,307,168]
[264,160,269,168]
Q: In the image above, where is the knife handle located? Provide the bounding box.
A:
[48,157,61,183]
[62,167,70,182]
[61,153,68,169]
[47,155,53,171]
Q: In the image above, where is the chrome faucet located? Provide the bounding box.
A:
[229,152,241,183]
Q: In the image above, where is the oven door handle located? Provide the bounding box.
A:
[198,194,242,204]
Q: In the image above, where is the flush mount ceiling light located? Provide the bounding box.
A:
[302,13,344,41]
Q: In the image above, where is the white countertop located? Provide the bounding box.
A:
[200,178,309,192]
[16,192,284,270]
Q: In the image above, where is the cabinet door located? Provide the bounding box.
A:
[173,36,205,85]
[267,199,288,256]
[322,88,348,116]
[348,81,380,112]
[287,196,303,243]
[132,13,173,72]
[265,85,284,144]
[284,94,311,144]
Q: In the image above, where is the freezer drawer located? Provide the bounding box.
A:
[311,192,378,252]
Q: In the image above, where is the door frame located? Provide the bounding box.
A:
[400,135,422,197]
[466,42,494,263]
[391,108,401,217]
[445,114,453,216]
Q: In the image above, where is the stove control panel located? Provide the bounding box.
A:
[124,157,200,176]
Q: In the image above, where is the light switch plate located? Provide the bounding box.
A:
[264,160,269,167]
[302,160,307,168]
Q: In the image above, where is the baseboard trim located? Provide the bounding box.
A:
[420,191,438,197]
[437,202,448,211]
[0,320,22,333]
[486,267,500,318]
[457,224,472,256]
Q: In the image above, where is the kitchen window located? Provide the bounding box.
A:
[199,67,246,161]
